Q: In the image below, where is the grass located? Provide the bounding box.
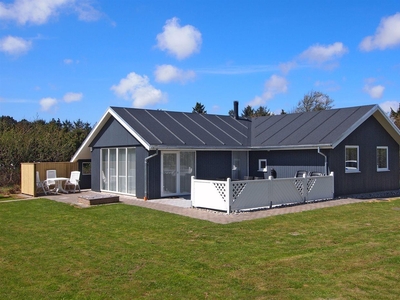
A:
[1,198,400,299]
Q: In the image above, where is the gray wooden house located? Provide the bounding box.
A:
[71,103,400,199]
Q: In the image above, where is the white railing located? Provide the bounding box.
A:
[191,173,334,214]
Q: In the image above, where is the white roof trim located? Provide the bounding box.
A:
[110,108,151,150]
[70,107,151,162]
[71,104,400,162]
[332,105,400,148]
[331,105,378,148]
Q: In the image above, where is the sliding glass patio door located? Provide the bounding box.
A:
[161,151,195,197]
[101,148,136,195]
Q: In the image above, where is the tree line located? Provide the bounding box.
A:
[0,116,91,187]
[193,90,335,117]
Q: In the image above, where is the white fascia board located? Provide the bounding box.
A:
[70,107,152,162]
[373,106,400,144]
[70,108,112,162]
[109,108,151,151]
[331,105,378,149]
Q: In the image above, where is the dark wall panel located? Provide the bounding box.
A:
[249,149,325,178]
[91,148,100,192]
[147,150,161,199]
[196,151,232,180]
[91,117,141,148]
[330,116,399,195]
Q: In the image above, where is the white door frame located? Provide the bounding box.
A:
[161,151,180,197]
[161,151,195,197]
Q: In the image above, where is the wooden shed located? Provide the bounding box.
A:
[21,162,78,196]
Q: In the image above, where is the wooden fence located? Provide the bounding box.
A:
[191,173,334,214]
[21,162,78,196]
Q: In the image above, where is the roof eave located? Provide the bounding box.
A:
[331,105,378,149]
[70,107,152,162]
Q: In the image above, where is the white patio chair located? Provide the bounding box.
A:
[65,171,81,193]
[36,171,47,195]
[45,169,57,193]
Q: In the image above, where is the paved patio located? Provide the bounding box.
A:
[16,189,384,224]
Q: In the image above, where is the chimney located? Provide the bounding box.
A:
[234,101,239,119]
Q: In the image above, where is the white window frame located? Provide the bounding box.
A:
[101,147,136,195]
[377,146,389,172]
[258,159,267,172]
[345,146,359,173]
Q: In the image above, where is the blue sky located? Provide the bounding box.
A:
[1,0,400,125]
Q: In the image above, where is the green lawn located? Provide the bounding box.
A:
[1,198,400,299]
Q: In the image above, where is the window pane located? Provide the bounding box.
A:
[345,146,358,171]
[377,147,388,170]
[163,153,177,194]
[232,151,248,180]
[118,149,127,193]
[101,149,108,190]
[127,148,136,194]
[180,152,195,193]
[109,149,117,191]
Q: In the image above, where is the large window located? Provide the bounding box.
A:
[101,148,136,195]
[377,146,389,171]
[345,146,359,172]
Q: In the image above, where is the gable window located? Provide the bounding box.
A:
[345,146,359,172]
[377,146,389,171]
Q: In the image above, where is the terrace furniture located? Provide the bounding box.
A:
[45,169,57,193]
[45,170,69,194]
[35,171,47,195]
[294,170,308,178]
[64,171,81,193]
[310,171,323,177]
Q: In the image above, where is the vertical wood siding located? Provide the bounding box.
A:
[196,151,232,180]
[329,116,399,195]
[249,150,325,179]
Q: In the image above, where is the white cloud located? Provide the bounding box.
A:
[380,101,399,115]
[360,13,400,51]
[39,97,57,111]
[249,75,288,106]
[111,72,166,108]
[63,92,83,103]
[363,84,385,99]
[299,42,349,64]
[156,17,202,60]
[0,35,32,55]
[279,42,348,74]
[0,0,101,25]
[74,1,102,22]
[279,61,297,75]
[154,64,196,83]
[63,58,80,64]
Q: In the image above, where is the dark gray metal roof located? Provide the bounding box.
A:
[71,103,400,162]
[251,105,377,149]
[111,107,252,149]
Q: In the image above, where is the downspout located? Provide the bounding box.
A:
[317,147,328,175]
[144,149,159,201]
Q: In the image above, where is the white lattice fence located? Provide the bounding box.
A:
[191,173,334,213]
[191,177,230,212]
